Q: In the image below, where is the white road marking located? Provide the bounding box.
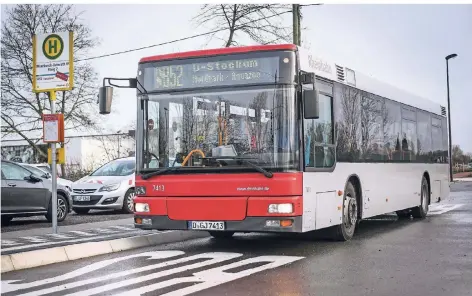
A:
[93,228,121,234]
[0,239,22,246]
[21,236,48,243]
[35,252,243,296]
[1,251,184,293]
[45,233,74,240]
[2,251,304,296]
[67,231,97,237]
[110,225,137,231]
[115,255,304,296]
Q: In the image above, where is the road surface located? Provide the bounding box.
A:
[2,182,471,296]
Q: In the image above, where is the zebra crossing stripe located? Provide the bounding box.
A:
[114,255,304,296]
[1,251,184,293]
[1,251,304,296]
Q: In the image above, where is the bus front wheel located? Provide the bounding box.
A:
[332,181,358,241]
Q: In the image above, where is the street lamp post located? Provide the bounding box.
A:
[445,53,457,182]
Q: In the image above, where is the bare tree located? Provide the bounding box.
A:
[1,4,100,161]
[95,134,133,162]
[193,4,292,47]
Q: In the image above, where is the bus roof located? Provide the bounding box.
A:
[139,43,445,116]
[139,44,297,63]
[297,46,445,116]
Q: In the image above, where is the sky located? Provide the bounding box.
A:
[2,3,471,152]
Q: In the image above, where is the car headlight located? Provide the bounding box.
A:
[99,183,120,192]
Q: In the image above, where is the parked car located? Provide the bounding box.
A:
[19,163,73,192]
[71,157,136,214]
[1,160,71,225]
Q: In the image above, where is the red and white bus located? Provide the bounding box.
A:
[99,44,450,241]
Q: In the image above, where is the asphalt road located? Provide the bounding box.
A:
[2,182,471,296]
[1,210,133,233]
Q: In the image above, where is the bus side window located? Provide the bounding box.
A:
[313,94,335,168]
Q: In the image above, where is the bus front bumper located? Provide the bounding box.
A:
[134,215,303,233]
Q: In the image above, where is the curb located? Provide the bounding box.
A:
[1,231,208,274]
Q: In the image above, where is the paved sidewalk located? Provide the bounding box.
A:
[1,218,151,255]
[1,217,133,239]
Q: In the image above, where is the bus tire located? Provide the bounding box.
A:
[332,181,358,241]
[411,176,429,219]
[208,231,234,239]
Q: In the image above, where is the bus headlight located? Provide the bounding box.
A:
[135,203,150,212]
[268,203,293,214]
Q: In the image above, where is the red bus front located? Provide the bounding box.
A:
[132,44,306,235]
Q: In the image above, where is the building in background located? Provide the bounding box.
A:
[1,132,135,173]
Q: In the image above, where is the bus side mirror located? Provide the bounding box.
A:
[303,89,320,119]
[98,86,113,114]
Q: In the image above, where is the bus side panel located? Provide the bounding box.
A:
[302,171,345,232]
[302,163,449,232]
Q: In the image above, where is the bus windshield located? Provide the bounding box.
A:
[139,85,299,173]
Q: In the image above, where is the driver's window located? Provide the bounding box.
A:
[148,100,160,168]
[1,162,31,180]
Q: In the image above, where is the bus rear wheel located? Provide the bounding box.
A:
[411,176,429,219]
[332,181,358,241]
[208,231,234,239]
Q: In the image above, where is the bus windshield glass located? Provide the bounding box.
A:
[140,85,299,173]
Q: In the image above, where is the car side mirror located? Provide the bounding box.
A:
[98,86,113,114]
[303,89,320,119]
[25,174,42,183]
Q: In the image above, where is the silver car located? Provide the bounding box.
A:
[1,160,71,225]
[71,157,136,214]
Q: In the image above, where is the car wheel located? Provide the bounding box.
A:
[46,194,69,222]
[122,189,135,214]
[1,216,13,225]
[73,208,90,215]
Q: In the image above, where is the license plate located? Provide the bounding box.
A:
[188,221,225,230]
[74,195,91,201]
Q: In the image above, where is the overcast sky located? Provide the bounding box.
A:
[2,4,471,152]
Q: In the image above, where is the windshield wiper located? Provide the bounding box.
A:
[204,156,273,178]
[141,166,180,180]
[239,158,273,178]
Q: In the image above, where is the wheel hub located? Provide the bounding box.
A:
[344,196,357,227]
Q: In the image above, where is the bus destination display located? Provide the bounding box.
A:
[148,56,280,90]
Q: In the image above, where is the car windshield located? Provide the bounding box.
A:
[90,159,136,176]
[139,85,299,172]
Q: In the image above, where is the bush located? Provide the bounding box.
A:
[62,163,92,182]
